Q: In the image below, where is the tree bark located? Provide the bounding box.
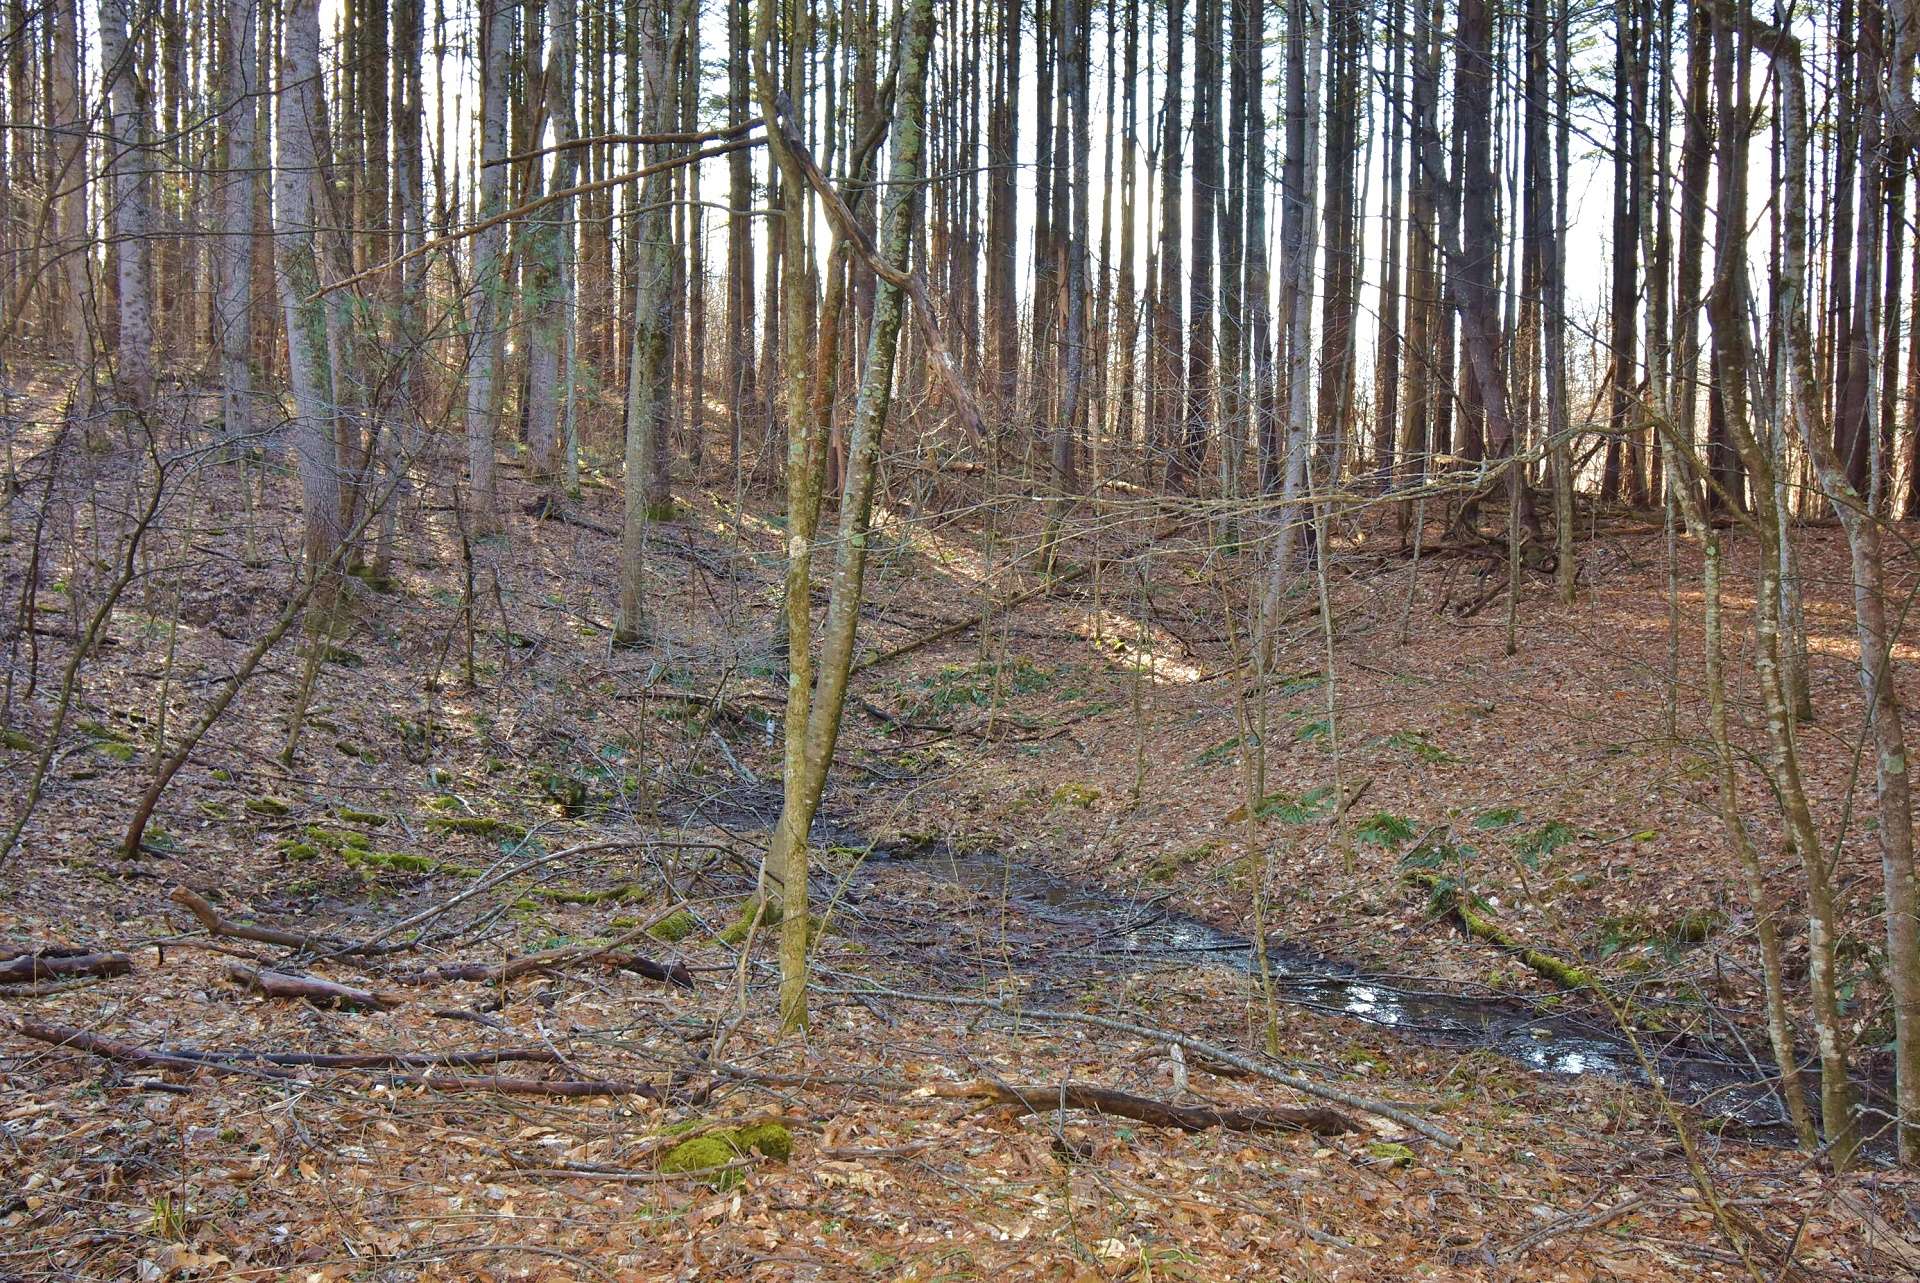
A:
[272,0,343,581]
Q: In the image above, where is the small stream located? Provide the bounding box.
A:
[681,785,1866,1142]
[839,843,1812,1135]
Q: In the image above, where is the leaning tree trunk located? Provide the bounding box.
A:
[757,0,939,1032]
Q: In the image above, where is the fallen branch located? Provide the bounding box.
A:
[0,948,134,984]
[1504,1197,1648,1260]
[853,563,1094,674]
[3,1015,305,1082]
[225,964,402,1011]
[205,1047,561,1070]
[1409,873,1596,991]
[402,910,695,989]
[824,982,1461,1148]
[4,1016,699,1101]
[388,1072,672,1099]
[171,886,410,956]
[940,1080,1355,1136]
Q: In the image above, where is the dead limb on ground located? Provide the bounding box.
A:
[170,886,412,956]
[0,947,134,983]
[939,1080,1356,1137]
[826,981,1461,1149]
[1,1015,703,1101]
[225,964,402,1011]
[172,884,694,991]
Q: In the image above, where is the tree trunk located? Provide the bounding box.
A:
[272,0,343,580]
[99,0,155,413]
[615,0,678,643]
[463,0,513,533]
[526,0,578,491]
[757,0,939,1032]
[217,0,257,446]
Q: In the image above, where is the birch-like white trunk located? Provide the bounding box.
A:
[49,0,96,419]
[98,0,153,412]
[216,0,257,444]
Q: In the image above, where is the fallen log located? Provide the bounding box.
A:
[0,949,134,984]
[606,953,697,989]
[827,982,1462,1149]
[225,964,402,1011]
[942,1080,1356,1136]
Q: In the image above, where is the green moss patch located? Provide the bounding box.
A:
[657,1122,792,1188]
[344,849,482,878]
[647,909,697,942]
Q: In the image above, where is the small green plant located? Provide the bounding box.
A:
[1352,812,1417,848]
[1473,807,1522,829]
[1387,730,1456,764]
[1399,839,1466,874]
[1296,717,1333,743]
[1194,733,1250,766]
[149,1193,188,1242]
[1515,820,1577,866]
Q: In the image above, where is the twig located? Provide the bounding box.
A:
[1505,1197,1648,1259]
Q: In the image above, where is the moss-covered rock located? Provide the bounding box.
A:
[658,1136,738,1186]
[244,796,292,817]
[0,728,34,752]
[334,808,389,827]
[731,1122,792,1161]
[657,1121,792,1188]
[1365,1141,1416,1168]
[1050,782,1101,809]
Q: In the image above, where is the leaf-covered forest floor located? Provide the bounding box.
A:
[4,371,1919,1280]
